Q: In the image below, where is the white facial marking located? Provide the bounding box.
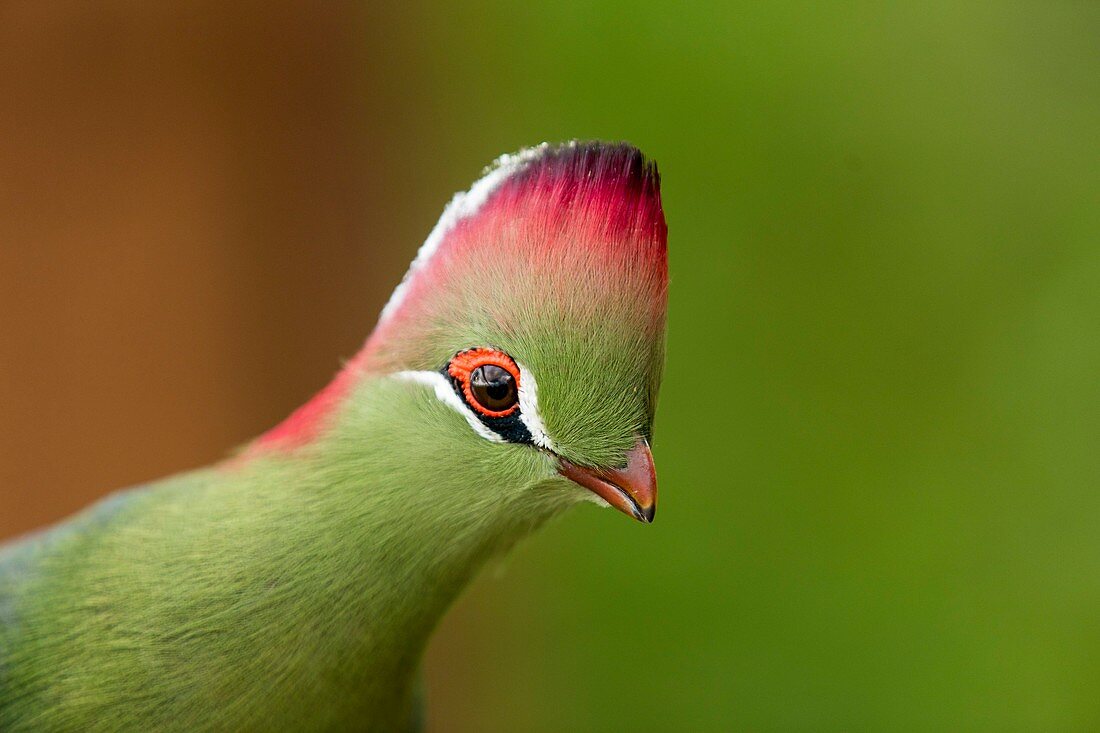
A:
[379,143,557,323]
[391,370,504,443]
[391,360,556,451]
[516,361,555,451]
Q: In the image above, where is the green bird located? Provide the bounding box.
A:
[0,141,668,731]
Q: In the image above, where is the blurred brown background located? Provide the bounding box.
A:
[1,2,421,538]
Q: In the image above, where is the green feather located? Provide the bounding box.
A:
[0,141,667,730]
[1,378,581,730]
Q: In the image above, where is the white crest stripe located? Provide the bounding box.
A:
[379,143,553,323]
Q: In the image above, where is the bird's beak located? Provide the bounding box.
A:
[557,437,657,523]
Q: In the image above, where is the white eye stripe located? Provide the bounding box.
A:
[391,360,555,451]
[392,370,504,443]
[516,361,554,451]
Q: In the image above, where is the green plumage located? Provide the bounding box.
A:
[1,379,576,730]
[0,141,667,730]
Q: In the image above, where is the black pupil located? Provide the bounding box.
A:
[469,365,517,412]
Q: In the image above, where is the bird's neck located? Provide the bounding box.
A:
[222,375,565,721]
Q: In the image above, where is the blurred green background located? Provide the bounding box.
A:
[2,2,1098,730]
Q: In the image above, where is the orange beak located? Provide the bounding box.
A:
[557,437,657,523]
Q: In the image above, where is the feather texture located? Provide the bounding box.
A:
[0,141,668,730]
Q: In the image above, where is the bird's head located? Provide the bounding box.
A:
[259,142,668,522]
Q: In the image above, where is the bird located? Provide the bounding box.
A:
[0,140,668,731]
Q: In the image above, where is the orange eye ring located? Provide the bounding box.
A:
[448,348,521,418]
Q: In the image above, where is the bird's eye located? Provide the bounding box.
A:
[447,348,522,418]
[469,364,517,413]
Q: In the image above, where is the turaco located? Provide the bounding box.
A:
[0,141,669,731]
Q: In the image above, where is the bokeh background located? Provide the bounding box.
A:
[2,2,1098,730]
